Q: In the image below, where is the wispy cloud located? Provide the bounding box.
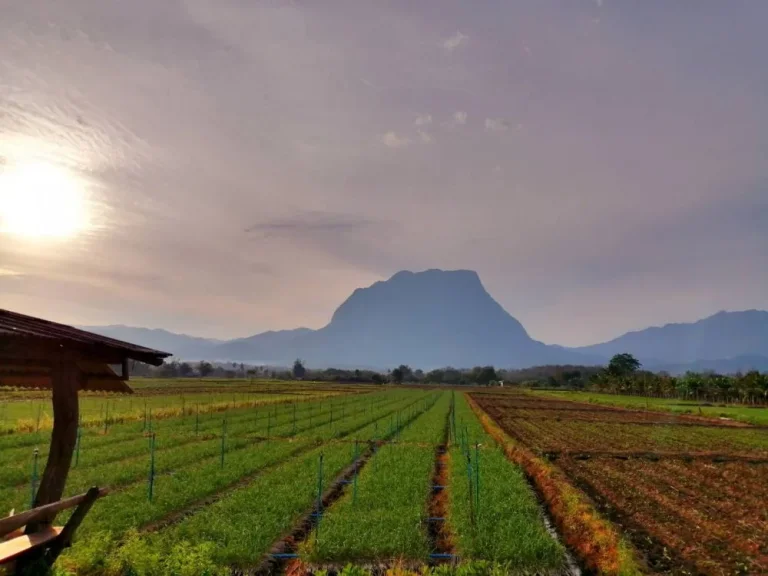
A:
[243,211,399,276]
[3,0,767,346]
[452,111,467,125]
[484,118,510,132]
[381,131,410,148]
[245,211,378,236]
[414,114,432,127]
[417,130,433,143]
[442,31,469,52]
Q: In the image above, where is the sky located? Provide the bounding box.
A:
[1,0,767,347]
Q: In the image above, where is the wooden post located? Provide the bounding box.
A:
[27,358,80,531]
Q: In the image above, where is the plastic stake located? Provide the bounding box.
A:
[30,449,39,508]
[75,426,82,467]
[148,433,156,502]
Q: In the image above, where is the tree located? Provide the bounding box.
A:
[424,369,444,383]
[292,359,306,380]
[198,361,214,378]
[179,362,193,377]
[470,366,498,386]
[608,353,641,377]
[442,368,464,385]
[391,365,413,384]
[157,359,180,378]
[562,369,582,388]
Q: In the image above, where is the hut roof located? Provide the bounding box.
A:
[0,308,170,366]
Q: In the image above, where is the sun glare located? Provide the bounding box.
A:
[0,161,89,240]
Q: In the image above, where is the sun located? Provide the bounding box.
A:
[0,161,89,239]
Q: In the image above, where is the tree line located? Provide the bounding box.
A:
[130,358,501,386]
[505,353,768,404]
[586,353,768,404]
[131,354,768,404]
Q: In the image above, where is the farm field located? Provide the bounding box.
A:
[0,378,354,434]
[472,390,768,575]
[447,394,567,570]
[530,389,768,426]
[296,390,570,574]
[1,384,578,576]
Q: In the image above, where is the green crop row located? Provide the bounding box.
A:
[55,391,437,575]
[0,388,360,454]
[0,389,336,436]
[398,392,452,444]
[303,392,452,562]
[448,394,566,572]
[0,388,390,472]
[0,391,401,509]
[2,391,421,511]
[47,391,432,573]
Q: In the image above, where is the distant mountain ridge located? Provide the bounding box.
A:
[78,325,223,359]
[82,270,768,372]
[652,355,768,376]
[575,310,768,365]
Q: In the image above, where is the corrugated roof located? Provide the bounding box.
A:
[0,308,171,366]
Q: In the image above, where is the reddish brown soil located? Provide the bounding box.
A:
[473,391,768,575]
[475,395,768,458]
[473,392,758,428]
[427,448,454,555]
[466,394,634,574]
[558,457,768,575]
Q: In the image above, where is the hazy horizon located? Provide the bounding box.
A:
[76,268,766,348]
[2,1,768,346]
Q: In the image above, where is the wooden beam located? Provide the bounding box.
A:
[26,359,80,532]
[0,358,53,369]
[0,489,108,539]
[0,336,168,367]
[46,487,103,563]
[0,527,62,566]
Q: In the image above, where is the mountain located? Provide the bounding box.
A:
[652,355,768,376]
[80,325,223,359]
[209,328,314,363]
[81,273,768,371]
[84,269,596,368]
[213,269,595,367]
[576,310,768,366]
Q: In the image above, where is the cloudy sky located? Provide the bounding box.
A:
[1,0,767,346]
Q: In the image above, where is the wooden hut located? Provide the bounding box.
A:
[0,308,170,570]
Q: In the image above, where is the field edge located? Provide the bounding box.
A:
[465,393,645,576]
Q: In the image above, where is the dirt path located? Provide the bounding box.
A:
[425,403,454,563]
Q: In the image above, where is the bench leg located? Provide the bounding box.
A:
[47,487,101,563]
[13,487,101,575]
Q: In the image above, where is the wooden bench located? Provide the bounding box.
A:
[0,487,107,573]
